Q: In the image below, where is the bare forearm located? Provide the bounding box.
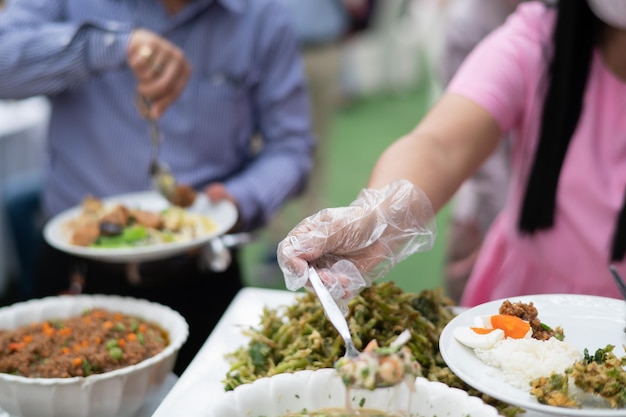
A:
[368,94,502,213]
[368,133,463,212]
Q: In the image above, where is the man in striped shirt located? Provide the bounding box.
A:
[0,0,314,375]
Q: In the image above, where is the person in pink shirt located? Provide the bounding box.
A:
[277,0,626,309]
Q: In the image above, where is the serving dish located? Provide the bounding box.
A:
[152,287,562,417]
[208,368,500,417]
[439,294,626,417]
[43,190,237,263]
[0,294,188,417]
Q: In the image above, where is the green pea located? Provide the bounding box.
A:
[130,321,139,332]
[109,347,123,361]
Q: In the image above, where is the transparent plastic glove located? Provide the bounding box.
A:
[277,179,437,313]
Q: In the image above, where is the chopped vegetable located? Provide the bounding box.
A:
[490,314,531,339]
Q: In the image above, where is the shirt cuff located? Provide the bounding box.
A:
[225,181,265,232]
[87,26,132,71]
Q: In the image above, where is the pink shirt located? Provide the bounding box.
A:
[448,2,626,306]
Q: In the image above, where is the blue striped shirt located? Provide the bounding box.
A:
[0,0,315,232]
[281,0,349,46]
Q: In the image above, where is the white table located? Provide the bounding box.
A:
[152,287,295,416]
[152,287,556,417]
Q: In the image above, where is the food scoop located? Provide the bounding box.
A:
[136,95,177,203]
[307,265,419,389]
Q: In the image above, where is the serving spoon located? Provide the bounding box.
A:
[136,95,177,202]
[307,265,417,389]
[308,266,360,359]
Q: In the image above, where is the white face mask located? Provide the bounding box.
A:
[587,0,626,30]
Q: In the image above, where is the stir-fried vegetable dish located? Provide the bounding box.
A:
[530,344,626,408]
[222,282,525,417]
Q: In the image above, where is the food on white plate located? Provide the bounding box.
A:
[334,336,421,390]
[453,301,580,390]
[454,299,626,410]
[530,344,626,409]
[64,195,217,248]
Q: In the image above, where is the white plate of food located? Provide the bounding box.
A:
[43,190,237,263]
[439,294,626,417]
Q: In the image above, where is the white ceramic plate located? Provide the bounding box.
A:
[440,294,626,417]
[208,368,500,417]
[43,190,237,263]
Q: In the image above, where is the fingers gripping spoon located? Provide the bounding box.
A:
[308,266,418,389]
[288,236,417,389]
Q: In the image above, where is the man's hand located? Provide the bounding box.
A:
[128,29,192,118]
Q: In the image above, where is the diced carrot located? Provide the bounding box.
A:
[58,328,72,336]
[138,324,147,333]
[22,335,33,343]
[103,321,114,329]
[73,357,83,367]
[8,342,25,350]
[490,314,531,339]
[127,333,137,341]
[118,338,126,347]
[81,340,89,348]
[61,347,71,355]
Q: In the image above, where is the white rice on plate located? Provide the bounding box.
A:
[475,338,581,390]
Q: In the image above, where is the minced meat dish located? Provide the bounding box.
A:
[499,300,564,341]
[0,308,169,378]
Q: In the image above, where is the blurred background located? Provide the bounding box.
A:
[0,0,456,304]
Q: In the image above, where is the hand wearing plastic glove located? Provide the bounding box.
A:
[277,179,437,314]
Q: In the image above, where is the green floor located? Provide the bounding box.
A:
[242,78,452,296]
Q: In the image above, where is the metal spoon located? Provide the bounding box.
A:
[609,265,626,301]
[136,95,177,201]
[307,266,360,359]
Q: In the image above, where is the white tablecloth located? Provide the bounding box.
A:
[0,97,50,295]
[152,287,555,417]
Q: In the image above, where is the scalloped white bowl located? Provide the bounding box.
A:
[0,294,188,417]
[209,369,501,417]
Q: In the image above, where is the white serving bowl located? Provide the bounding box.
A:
[0,294,188,417]
[209,368,501,417]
